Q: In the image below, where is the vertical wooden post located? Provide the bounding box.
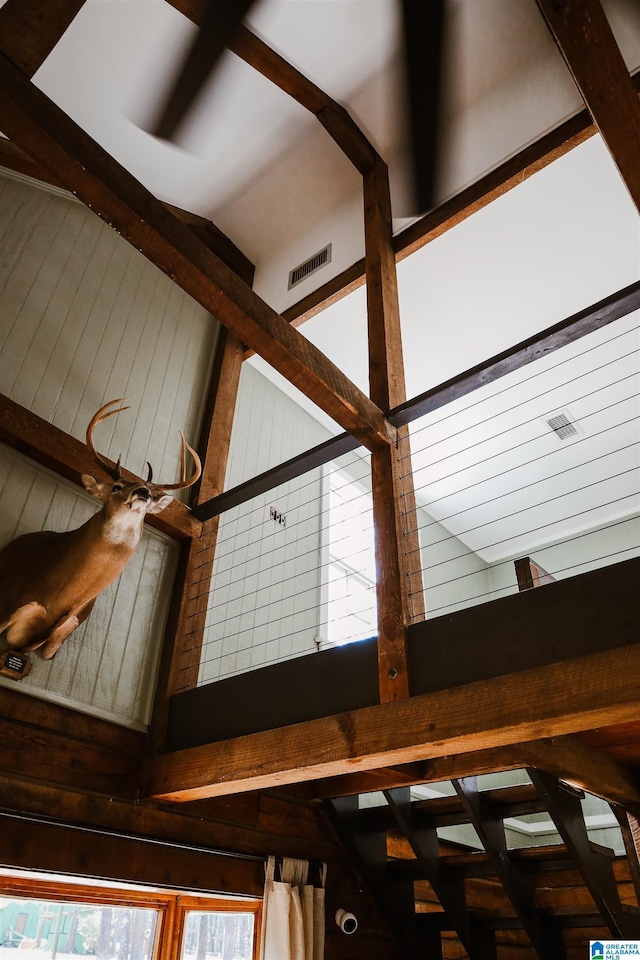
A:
[149,326,244,749]
[364,155,425,703]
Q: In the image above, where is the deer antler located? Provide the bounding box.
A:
[86,398,131,480]
[86,400,201,492]
[149,431,202,492]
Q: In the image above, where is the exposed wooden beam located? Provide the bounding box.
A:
[536,0,640,213]
[453,776,559,959]
[165,2,377,174]
[528,769,639,938]
[0,52,394,453]
[149,329,246,752]
[0,0,85,78]
[389,280,640,427]
[0,394,199,541]
[365,156,425,702]
[140,643,640,801]
[278,74,640,331]
[196,279,640,522]
[371,191,422,700]
[519,735,640,810]
[0,141,256,286]
[300,749,526,800]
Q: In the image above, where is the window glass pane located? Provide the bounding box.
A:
[180,911,255,960]
[0,898,158,959]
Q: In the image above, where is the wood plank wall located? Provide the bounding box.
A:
[0,170,217,497]
[0,169,216,726]
[0,444,177,727]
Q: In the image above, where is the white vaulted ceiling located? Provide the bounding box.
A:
[21,0,640,312]
[2,0,638,566]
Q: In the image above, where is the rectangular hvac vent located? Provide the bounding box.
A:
[288,244,332,290]
[547,412,578,440]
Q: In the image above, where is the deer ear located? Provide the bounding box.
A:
[81,474,110,501]
[146,494,173,514]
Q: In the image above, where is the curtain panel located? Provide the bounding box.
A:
[260,855,326,960]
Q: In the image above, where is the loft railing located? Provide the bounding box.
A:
[179,288,640,689]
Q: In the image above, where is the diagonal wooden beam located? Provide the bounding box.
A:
[0,139,256,285]
[0,0,86,78]
[140,643,640,801]
[0,394,199,542]
[0,52,394,452]
[165,1,377,173]
[528,769,639,938]
[536,0,640,212]
[453,776,560,959]
[384,787,485,958]
[612,807,640,907]
[518,735,640,811]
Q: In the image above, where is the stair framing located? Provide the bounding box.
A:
[327,770,640,959]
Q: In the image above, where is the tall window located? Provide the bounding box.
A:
[321,464,377,647]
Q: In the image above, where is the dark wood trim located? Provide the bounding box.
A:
[141,640,640,801]
[528,768,638,937]
[515,556,556,591]
[389,281,640,427]
[0,812,264,897]
[192,430,359,521]
[0,684,143,754]
[0,393,200,541]
[453,776,561,958]
[0,0,86,78]
[278,74,640,330]
[195,280,640,522]
[0,52,395,453]
[536,0,640,213]
[0,142,257,287]
[365,157,424,702]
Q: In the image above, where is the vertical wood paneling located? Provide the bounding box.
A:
[198,365,333,685]
[0,170,217,499]
[0,169,212,726]
[0,444,177,728]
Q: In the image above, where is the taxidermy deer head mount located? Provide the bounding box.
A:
[0,399,201,661]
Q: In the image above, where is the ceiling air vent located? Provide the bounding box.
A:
[546,411,579,440]
[288,244,332,290]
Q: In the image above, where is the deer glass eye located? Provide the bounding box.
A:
[112,483,124,492]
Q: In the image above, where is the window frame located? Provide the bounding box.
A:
[0,873,262,960]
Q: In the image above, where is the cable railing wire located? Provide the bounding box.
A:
[403,445,639,546]
[399,323,639,454]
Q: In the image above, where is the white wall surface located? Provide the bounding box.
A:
[0,170,215,726]
[199,363,333,684]
[0,171,216,497]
